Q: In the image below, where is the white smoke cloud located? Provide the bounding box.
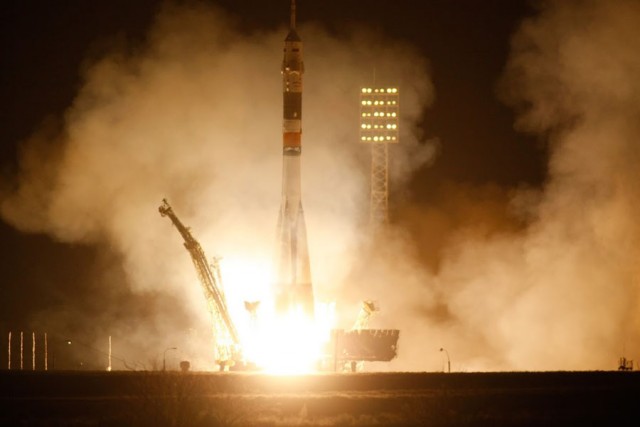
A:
[0,2,434,369]
[391,0,640,371]
[4,0,639,373]
[496,0,640,369]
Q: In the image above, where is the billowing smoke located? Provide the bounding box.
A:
[493,0,640,369]
[5,0,636,373]
[0,2,433,369]
[371,0,640,371]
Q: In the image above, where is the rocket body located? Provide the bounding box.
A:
[275,1,315,317]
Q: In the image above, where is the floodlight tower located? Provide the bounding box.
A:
[359,87,399,227]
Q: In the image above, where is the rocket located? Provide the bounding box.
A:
[275,0,315,317]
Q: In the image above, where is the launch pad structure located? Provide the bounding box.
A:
[159,199,242,370]
[157,1,400,372]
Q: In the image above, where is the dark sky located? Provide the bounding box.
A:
[0,1,542,334]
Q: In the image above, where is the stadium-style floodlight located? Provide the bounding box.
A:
[360,86,399,226]
[359,87,399,145]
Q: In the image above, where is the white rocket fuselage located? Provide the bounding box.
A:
[276,1,314,317]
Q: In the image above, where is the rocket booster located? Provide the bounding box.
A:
[275,0,314,317]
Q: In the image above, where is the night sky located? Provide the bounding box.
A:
[0,0,555,368]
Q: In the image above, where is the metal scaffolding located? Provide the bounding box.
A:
[359,87,399,227]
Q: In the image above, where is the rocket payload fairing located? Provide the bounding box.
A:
[275,0,315,317]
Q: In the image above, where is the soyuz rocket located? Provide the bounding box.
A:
[275,0,315,317]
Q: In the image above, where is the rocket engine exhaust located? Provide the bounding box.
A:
[275,0,315,318]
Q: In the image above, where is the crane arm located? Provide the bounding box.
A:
[159,199,240,360]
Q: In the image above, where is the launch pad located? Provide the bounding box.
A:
[158,0,401,373]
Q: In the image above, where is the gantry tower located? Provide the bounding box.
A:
[359,87,399,227]
[159,199,241,369]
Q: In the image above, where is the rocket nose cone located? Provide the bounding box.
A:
[285,28,301,42]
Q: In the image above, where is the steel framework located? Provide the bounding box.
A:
[159,199,241,368]
[359,87,399,226]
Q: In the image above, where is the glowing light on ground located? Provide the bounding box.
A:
[247,302,335,374]
[219,255,336,373]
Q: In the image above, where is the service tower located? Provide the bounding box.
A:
[275,0,315,317]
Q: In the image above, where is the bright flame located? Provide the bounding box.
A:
[218,256,336,374]
[247,302,335,374]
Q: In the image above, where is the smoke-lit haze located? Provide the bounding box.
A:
[375,0,640,371]
[0,2,433,369]
[492,0,640,369]
[3,0,639,372]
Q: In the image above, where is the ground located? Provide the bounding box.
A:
[1,371,639,426]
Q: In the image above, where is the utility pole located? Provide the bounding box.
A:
[440,347,451,373]
[163,347,177,371]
